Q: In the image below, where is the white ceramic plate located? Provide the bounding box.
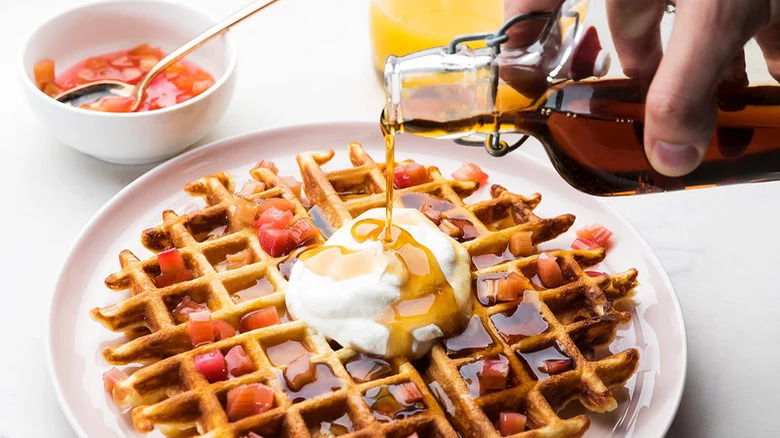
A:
[47,121,686,438]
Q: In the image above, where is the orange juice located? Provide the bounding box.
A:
[370,0,504,72]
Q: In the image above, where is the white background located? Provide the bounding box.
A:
[1,0,779,437]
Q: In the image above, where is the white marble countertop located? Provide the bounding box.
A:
[1,0,778,437]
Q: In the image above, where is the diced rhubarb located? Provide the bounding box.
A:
[139,56,159,72]
[194,349,228,382]
[479,358,509,393]
[439,219,463,238]
[171,296,208,324]
[226,383,274,421]
[541,358,572,375]
[393,162,429,188]
[188,310,215,346]
[495,272,532,302]
[42,82,61,97]
[122,67,143,83]
[255,198,295,215]
[240,307,281,332]
[452,163,489,186]
[576,224,613,247]
[256,159,279,174]
[571,237,600,250]
[253,207,294,230]
[244,432,264,438]
[176,93,194,104]
[225,345,254,377]
[191,79,214,95]
[226,249,254,270]
[234,199,260,227]
[257,227,294,257]
[33,59,56,89]
[237,180,266,197]
[499,412,527,436]
[537,253,564,288]
[406,434,420,438]
[283,354,315,391]
[129,43,161,57]
[509,231,534,257]
[447,218,477,240]
[395,382,424,404]
[110,55,134,68]
[158,248,187,273]
[281,176,302,198]
[154,269,193,288]
[103,367,128,393]
[585,270,606,277]
[289,218,319,246]
[164,62,186,78]
[420,204,443,224]
[90,96,136,112]
[213,320,237,341]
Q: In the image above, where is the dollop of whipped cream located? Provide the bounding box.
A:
[285,208,472,358]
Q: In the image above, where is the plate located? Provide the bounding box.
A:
[47,121,686,438]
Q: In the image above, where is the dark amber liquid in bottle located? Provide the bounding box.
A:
[397,79,780,196]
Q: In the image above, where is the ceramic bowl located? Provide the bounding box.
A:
[20,0,237,164]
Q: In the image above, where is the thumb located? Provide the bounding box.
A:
[644,1,768,177]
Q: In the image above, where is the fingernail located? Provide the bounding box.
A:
[650,141,702,177]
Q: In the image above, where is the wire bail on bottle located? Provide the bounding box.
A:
[445,10,555,156]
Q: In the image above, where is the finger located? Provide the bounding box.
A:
[504,0,560,47]
[643,0,770,177]
[721,49,748,87]
[606,0,665,80]
[756,20,780,82]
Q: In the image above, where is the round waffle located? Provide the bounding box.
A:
[92,143,639,438]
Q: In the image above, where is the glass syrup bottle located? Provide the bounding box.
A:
[380,0,780,196]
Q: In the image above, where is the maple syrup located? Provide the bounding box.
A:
[382,120,397,237]
[384,79,780,196]
[444,315,494,358]
[364,384,427,422]
[264,339,311,367]
[399,192,482,242]
[275,363,344,403]
[489,291,548,344]
[515,342,573,381]
[229,277,275,304]
[310,412,354,436]
[345,353,395,383]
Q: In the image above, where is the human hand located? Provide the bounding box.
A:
[505,0,780,177]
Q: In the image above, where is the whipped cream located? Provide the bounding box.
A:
[285,208,471,358]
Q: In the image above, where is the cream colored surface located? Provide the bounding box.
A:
[1,0,779,437]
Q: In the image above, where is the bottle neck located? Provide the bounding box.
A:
[382,2,610,139]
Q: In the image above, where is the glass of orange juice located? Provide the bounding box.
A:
[369,0,505,73]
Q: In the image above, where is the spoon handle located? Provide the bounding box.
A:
[133,0,279,106]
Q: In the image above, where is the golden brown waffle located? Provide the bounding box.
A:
[93,142,639,438]
[296,143,640,438]
[92,162,456,437]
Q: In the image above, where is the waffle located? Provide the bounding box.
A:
[93,142,639,438]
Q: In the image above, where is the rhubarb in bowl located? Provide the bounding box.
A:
[20,0,237,164]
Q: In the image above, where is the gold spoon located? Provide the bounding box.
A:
[55,0,279,111]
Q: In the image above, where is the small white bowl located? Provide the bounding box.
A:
[20,0,237,165]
